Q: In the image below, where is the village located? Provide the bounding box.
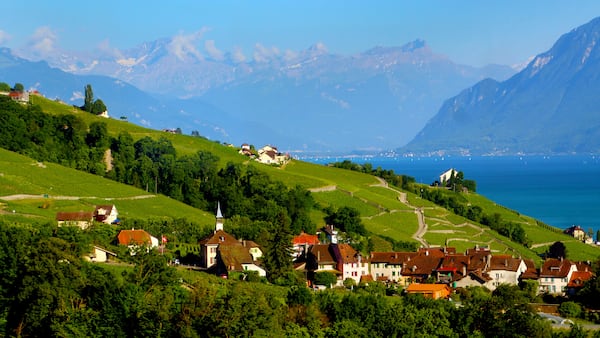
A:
[56,201,595,301]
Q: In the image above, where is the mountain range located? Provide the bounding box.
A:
[401,17,600,155]
[4,39,514,152]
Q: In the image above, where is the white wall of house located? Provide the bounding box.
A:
[485,260,527,291]
[539,265,577,295]
[242,263,267,277]
[371,263,403,282]
[342,261,369,284]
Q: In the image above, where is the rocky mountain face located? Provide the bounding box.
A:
[402,17,600,156]
[17,39,514,152]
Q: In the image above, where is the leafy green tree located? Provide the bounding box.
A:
[343,278,356,289]
[13,83,24,92]
[262,212,294,283]
[559,301,582,318]
[314,271,337,287]
[0,82,10,92]
[547,241,567,259]
[91,98,107,115]
[84,84,94,112]
[324,206,366,235]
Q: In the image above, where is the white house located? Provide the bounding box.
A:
[117,229,159,254]
[93,204,119,224]
[56,211,94,230]
[484,255,527,291]
[538,258,577,295]
[439,168,457,185]
[85,246,117,263]
[256,145,289,165]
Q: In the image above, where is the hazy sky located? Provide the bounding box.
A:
[2,1,600,67]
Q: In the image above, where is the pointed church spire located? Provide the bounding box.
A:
[215,201,224,232]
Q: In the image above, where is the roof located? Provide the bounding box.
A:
[521,259,539,279]
[489,255,523,272]
[309,244,336,264]
[417,247,447,258]
[402,255,443,277]
[568,271,593,288]
[370,251,419,264]
[219,245,254,271]
[199,230,239,246]
[360,275,374,283]
[540,258,574,278]
[56,211,93,221]
[118,229,152,246]
[292,232,319,246]
[406,283,451,292]
[338,243,363,264]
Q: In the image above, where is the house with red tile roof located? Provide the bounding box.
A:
[567,270,594,296]
[56,211,94,229]
[338,243,369,284]
[539,258,577,295]
[117,229,159,254]
[485,255,527,291]
[291,231,319,258]
[370,251,419,283]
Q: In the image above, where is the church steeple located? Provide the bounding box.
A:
[215,202,224,232]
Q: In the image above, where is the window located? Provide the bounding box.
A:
[392,271,396,277]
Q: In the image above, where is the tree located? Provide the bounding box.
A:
[0,82,10,92]
[84,84,94,112]
[262,212,294,283]
[558,301,581,318]
[324,206,366,235]
[314,271,337,287]
[91,98,107,115]
[547,241,567,259]
[13,83,24,93]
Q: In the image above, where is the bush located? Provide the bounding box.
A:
[559,301,582,318]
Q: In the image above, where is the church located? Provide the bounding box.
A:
[198,203,266,277]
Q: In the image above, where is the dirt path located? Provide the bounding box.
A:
[308,185,337,193]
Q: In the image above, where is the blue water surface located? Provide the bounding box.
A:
[303,155,600,232]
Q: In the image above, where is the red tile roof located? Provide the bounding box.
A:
[199,230,240,246]
[568,271,593,288]
[118,229,152,246]
[56,211,93,221]
[521,259,539,280]
[540,258,574,278]
[338,243,362,264]
[309,244,336,264]
[370,251,419,264]
[489,255,522,272]
[292,232,319,246]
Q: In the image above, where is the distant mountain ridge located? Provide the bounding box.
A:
[401,17,600,155]
[11,39,515,152]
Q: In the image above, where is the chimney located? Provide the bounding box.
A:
[317,250,321,261]
[462,265,466,276]
[394,253,398,259]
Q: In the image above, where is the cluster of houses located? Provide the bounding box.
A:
[56,204,120,229]
[57,203,594,299]
[0,89,40,103]
[239,144,290,165]
[291,231,594,298]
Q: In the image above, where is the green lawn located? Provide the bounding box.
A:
[312,190,380,217]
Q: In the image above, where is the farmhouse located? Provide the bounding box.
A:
[56,211,94,230]
[117,229,159,254]
[93,204,119,224]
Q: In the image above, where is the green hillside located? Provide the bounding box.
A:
[0,148,214,225]
[3,95,599,262]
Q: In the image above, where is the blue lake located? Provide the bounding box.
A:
[303,155,600,233]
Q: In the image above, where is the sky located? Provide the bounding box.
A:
[2,1,600,67]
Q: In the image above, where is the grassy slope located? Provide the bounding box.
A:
[0,148,214,225]
[5,96,600,263]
